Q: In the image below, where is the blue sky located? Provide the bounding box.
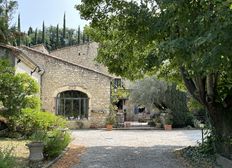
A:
[14,0,89,32]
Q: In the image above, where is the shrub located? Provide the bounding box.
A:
[0,147,16,168]
[43,129,71,159]
[8,108,67,136]
[148,119,156,127]
[184,112,194,127]
[105,112,116,125]
[0,59,39,117]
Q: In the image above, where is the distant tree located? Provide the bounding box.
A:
[0,0,18,44]
[23,23,87,50]
[42,21,45,44]
[16,13,21,46]
[62,13,66,46]
[86,34,90,43]
[67,29,75,46]
[130,76,191,127]
[82,32,85,44]
[34,28,37,45]
[56,24,59,48]
[77,25,80,44]
[27,26,33,36]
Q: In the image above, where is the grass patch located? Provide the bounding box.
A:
[0,138,30,168]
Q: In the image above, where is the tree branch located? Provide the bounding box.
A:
[180,66,202,104]
[193,76,206,105]
[206,73,217,104]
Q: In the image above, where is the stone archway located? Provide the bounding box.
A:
[53,86,92,119]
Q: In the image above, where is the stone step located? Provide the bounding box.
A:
[113,127,159,130]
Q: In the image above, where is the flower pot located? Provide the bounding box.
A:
[164,124,172,130]
[106,124,113,131]
[26,142,44,161]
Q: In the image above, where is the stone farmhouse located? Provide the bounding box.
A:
[0,42,122,127]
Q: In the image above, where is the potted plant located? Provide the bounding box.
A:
[155,117,162,128]
[26,131,46,163]
[164,113,173,130]
[105,112,116,131]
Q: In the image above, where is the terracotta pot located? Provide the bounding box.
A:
[164,124,172,130]
[106,124,113,131]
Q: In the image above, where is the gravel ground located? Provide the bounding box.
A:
[71,130,201,168]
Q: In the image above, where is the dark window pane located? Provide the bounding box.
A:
[56,90,89,119]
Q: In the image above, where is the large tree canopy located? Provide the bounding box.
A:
[77,0,232,157]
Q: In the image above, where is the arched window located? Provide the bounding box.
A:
[56,90,89,119]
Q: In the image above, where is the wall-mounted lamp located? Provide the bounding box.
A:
[17,59,21,64]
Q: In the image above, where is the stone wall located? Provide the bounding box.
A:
[50,42,109,75]
[21,46,112,127]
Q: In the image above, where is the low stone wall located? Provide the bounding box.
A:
[67,112,107,129]
[89,111,107,128]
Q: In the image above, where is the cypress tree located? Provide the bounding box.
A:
[42,21,45,44]
[56,24,59,49]
[62,13,66,47]
[77,25,80,45]
[86,35,90,43]
[34,28,38,45]
[82,32,85,44]
[17,14,21,46]
[62,13,66,41]
[28,26,33,36]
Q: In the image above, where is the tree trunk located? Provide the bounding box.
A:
[207,104,232,159]
[180,67,232,158]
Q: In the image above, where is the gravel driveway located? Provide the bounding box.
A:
[71,130,201,168]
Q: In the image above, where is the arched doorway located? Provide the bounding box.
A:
[56,90,89,119]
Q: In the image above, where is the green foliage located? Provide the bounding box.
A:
[105,112,116,125]
[0,59,39,116]
[77,0,232,96]
[43,129,71,159]
[164,112,173,125]
[8,108,67,136]
[28,129,71,159]
[130,76,192,127]
[16,14,21,46]
[0,0,18,44]
[180,146,216,168]
[62,13,66,46]
[22,24,89,51]
[0,146,16,168]
[42,21,45,44]
[77,1,232,155]
[111,86,129,104]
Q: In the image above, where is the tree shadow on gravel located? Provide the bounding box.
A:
[74,145,187,168]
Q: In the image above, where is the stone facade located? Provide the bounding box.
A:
[22,44,112,127]
[0,43,114,127]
